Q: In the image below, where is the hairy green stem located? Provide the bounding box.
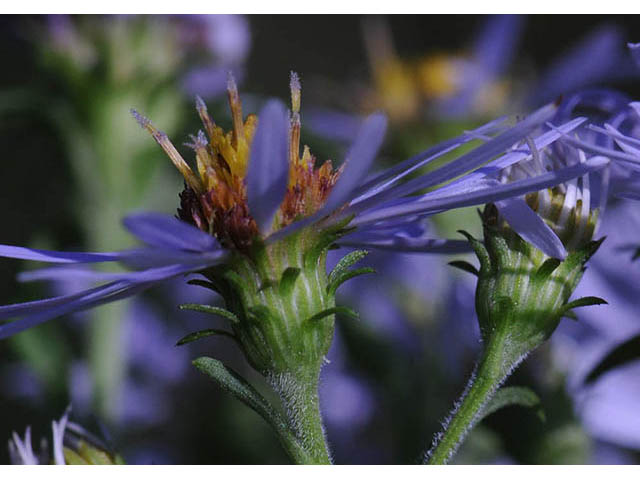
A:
[271,372,331,464]
[426,331,510,465]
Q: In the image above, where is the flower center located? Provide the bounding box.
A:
[134,73,341,251]
[506,141,599,250]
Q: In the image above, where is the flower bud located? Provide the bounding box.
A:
[462,203,604,372]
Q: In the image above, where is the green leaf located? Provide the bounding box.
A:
[279,267,301,297]
[585,333,640,385]
[328,250,369,284]
[179,304,240,324]
[176,329,236,346]
[327,267,375,296]
[306,306,359,324]
[192,357,309,462]
[562,310,578,321]
[448,260,479,276]
[479,386,545,423]
[562,296,607,311]
[193,357,284,427]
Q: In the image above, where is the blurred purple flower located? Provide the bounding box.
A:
[178,15,250,98]
[551,201,640,450]
[181,66,234,99]
[532,25,639,105]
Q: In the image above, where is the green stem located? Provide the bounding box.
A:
[426,331,510,465]
[272,372,331,464]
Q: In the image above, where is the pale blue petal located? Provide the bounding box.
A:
[0,245,120,264]
[338,234,471,254]
[347,102,558,216]
[0,282,132,323]
[0,262,215,339]
[496,198,567,259]
[265,112,388,243]
[353,115,507,199]
[433,117,586,196]
[123,212,219,252]
[338,217,471,253]
[616,191,640,201]
[116,247,227,269]
[556,133,640,164]
[246,99,289,234]
[18,249,227,282]
[319,112,388,216]
[352,156,609,227]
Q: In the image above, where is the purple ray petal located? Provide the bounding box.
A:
[351,156,609,227]
[0,282,127,320]
[264,112,388,243]
[473,14,524,78]
[0,245,121,264]
[435,117,587,195]
[319,112,388,217]
[306,108,364,142]
[615,190,640,201]
[246,99,289,234]
[338,217,471,253]
[0,262,216,339]
[353,116,507,199]
[496,198,567,259]
[534,25,636,105]
[123,212,219,252]
[0,282,151,340]
[338,235,471,254]
[553,130,640,164]
[18,250,225,282]
[347,102,559,217]
[588,124,640,151]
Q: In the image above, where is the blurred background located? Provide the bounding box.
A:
[1,14,640,464]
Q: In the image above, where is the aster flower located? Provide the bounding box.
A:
[426,118,612,464]
[8,407,123,465]
[531,24,639,106]
[0,72,605,463]
[0,75,603,337]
